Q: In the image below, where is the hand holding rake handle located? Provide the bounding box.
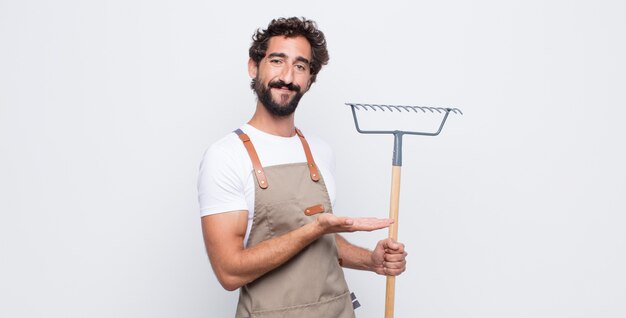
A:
[345,103,462,318]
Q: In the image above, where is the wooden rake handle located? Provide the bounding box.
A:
[385,166,402,318]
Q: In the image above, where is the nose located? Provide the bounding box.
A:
[278,64,294,84]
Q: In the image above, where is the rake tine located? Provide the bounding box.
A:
[398,106,413,112]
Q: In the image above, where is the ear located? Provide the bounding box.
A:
[248,58,258,79]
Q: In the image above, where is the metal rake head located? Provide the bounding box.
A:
[349,103,463,115]
[345,102,463,166]
[345,102,463,137]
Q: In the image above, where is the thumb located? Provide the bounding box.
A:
[383,238,399,250]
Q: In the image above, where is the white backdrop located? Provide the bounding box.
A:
[1,0,625,317]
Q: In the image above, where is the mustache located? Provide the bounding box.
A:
[268,80,301,92]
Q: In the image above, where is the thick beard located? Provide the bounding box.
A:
[253,77,304,117]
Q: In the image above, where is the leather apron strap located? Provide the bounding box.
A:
[295,128,320,182]
[234,129,268,189]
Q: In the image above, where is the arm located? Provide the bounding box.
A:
[202,211,392,291]
[335,234,407,276]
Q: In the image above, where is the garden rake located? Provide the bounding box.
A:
[345,102,463,318]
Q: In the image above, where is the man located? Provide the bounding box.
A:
[198,17,407,317]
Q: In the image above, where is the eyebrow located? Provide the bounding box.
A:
[268,52,310,65]
[295,56,310,65]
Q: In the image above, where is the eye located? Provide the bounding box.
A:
[269,59,283,65]
[295,64,308,72]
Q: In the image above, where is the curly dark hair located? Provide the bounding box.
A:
[249,17,329,85]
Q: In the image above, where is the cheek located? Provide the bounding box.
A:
[263,70,282,83]
[300,77,312,91]
[295,73,311,83]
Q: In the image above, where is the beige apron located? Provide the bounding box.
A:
[233,128,356,318]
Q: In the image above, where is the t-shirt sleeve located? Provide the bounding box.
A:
[197,142,248,217]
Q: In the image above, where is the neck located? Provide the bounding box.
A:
[248,101,296,137]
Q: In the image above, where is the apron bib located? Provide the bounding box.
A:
[234,128,355,318]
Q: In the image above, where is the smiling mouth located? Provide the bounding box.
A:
[268,80,300,93]
[272,86,292,91]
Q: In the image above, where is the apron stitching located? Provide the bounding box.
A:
[264,213,275,239]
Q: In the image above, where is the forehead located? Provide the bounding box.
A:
[265,35,312,60]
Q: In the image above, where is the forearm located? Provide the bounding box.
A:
[335,234,376,272]
[213,222,325,290]
[204,212,392,290]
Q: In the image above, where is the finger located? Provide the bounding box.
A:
[363,217,392,222]
[351,218,392,231]
[328,216,351,226]
[382,260,406,269]
[384,240,406,252]
[356,217,393,225]
[383,260,406,270]
[382,238,399,251]
[381,262,405,276]
[384,268,406,276]
[384,246,406,255]
[384,253,407,262]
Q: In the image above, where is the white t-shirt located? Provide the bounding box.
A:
[198,124,336,244]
